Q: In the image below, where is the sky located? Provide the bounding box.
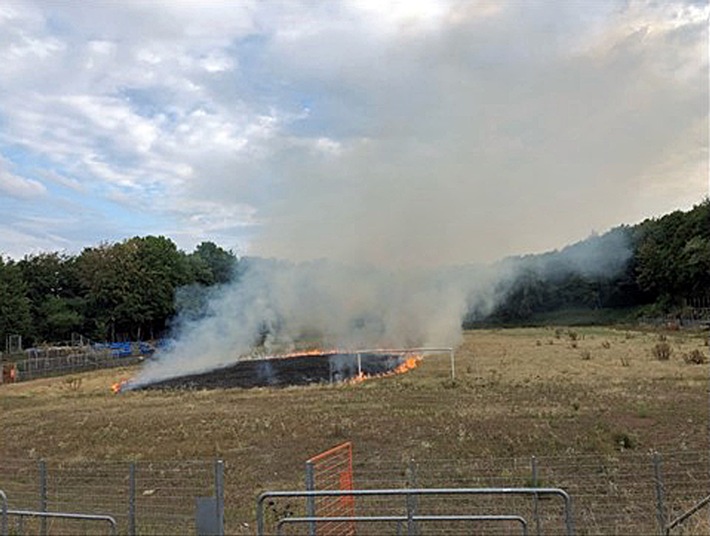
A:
[0,0,708,266]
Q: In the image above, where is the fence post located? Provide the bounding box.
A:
[128,462,136,536]
[38,460,47,536]
[531,455,541,536]
[405,491,416,536]
[1,489,8,536]
[449,348,455,381]
[214,460,225,536]
[305,461,316,536]
[652,452,667,536]
[405,459,419,536]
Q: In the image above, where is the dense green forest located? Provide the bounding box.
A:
[0,238,237,347]
[478,199,710,324]
[0,200,708,348]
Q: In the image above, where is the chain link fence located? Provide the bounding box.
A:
[1,449,708,534]
[0,459,217,535]
[256,449,710,535]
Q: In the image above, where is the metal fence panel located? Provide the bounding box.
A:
[0,459,215,535]
[0,450,708,535]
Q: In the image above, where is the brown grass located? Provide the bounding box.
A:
[1,326,708,528]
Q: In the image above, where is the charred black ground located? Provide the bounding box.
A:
[132,352,408,391]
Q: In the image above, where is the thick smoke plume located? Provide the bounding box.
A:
[132,229,631,388]
[120,0,698,387]
[133,259,489,386]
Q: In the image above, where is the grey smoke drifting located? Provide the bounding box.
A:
[133,258,497,386]
[128,0,702,386]
[132,227,632,387]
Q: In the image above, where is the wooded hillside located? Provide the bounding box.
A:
[480,199,709,324]
[1,200,707,347]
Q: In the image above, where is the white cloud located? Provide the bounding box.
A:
[0,172,45,199]
[0,224,70,259]
[39,170,85,193]
[0,157,46,198]
[0,0,705,264]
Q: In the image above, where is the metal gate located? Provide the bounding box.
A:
[257,487,575,535]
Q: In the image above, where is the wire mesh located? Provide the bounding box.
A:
[1,449,708,535]
[254,450,710,535]
[0,458,214,535]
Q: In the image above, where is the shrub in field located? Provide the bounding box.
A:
[601,341,611,349]
[65,377,82,391]
[580,349,592,360]
[682,349,707,365]
[613,431,637,450]
[652,342,672,361]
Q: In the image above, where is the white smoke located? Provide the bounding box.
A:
[130,225,632,387]
[122,0,700,386]
[132,258,503,386]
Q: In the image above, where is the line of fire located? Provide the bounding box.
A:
[111,349,444,394]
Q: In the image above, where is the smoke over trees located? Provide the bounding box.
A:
[479,199,709,323]
[0,200,707,357]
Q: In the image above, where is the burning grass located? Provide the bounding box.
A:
[2,327,707,460]
[121,351,422,392]
[0,326,707,531]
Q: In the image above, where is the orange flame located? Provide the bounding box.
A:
[272,348,339,358]
[392,356,422,374]
[111,379,128,394]
[349,354,422,384]
[350,372,367,384]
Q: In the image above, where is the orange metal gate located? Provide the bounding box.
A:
[305,442,355,535]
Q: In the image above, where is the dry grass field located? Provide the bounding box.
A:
[1,326,708,533]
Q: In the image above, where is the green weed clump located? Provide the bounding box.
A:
[613,431,637,451]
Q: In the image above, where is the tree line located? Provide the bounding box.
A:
[0,238,237,348]
[1,199,708,348]
[480,199,710,323]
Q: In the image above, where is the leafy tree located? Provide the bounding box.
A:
[38,296,83,342]
[635,199,710,310]
[130,235,191,339]
[0,257,32,351]
[18,253,84,343]
[77,236,193,340]
[188,241,237,285]
[77,241,139,340]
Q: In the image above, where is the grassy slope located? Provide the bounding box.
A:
[1,327,708,527]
